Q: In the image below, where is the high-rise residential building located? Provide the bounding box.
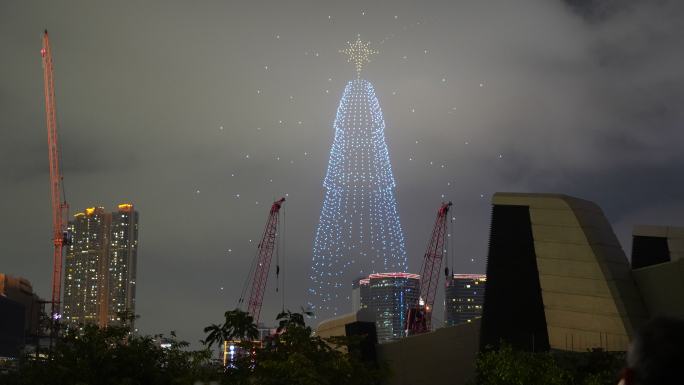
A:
[107,204,138,325]
[62,204,138,329]
[359,272,420,343]
[444,274,486,327]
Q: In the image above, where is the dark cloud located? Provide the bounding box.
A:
[1,0,682,348]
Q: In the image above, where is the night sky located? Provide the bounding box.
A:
[2,0,683,347]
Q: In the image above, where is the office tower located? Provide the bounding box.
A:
[444,274,486,326]
[0,274,43,357]
[360,273,420,343]
[62,204,138,328]
[352,276,369,313]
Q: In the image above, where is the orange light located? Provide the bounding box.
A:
[118,203,133,212]
[74,212,85,217]
[85,207,96,215]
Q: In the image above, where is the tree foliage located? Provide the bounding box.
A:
[253,313,384,385]
[474,344,625,385]
[2,324,215,385]
[1,309,385,385]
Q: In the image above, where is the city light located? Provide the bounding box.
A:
[309,43,407,317]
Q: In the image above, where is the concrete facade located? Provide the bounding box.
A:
[377,319,480,385]
[632,259,684,319]
[483,193,648,352]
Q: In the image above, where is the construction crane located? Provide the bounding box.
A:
[405,201,452,336]
[41,30,71,325]
[241,197,285,325]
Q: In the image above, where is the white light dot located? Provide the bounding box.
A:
[264,65,269,70]
[275,35,280,39]
[245,154,250,159]
[361,10,365,16]
[479,83,484,87]
[236,194,240,198]
[424,49,428,54]
[394,15,398,19]
[219,126,224,130]
[196,190,200,194]
[442,78,447,83]
[257,90,261,94]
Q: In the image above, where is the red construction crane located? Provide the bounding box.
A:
[244,197,285,325]
[41,30,71,323]
[405,201,452,336]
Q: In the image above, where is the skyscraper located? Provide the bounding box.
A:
[107,204,138,325]
[309,38,407,320]
[62,204,138,328]
[444,274,486,327]
[359,272,420,343]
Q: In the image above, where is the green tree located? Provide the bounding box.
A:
[2,323,217,385]
[203,308,259,357]
[253,311,385,385]
[473,344,624,385]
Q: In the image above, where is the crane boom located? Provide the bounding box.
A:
[246,197,285,325]
[406,201,452,335]
[41,30,69,322]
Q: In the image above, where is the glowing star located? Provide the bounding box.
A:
[340,36,378,78]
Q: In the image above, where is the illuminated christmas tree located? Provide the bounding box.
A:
[309,37,407,318]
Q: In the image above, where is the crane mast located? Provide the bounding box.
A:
[41,30,70,323]
[406,201,452,335]
[246,197,285,325]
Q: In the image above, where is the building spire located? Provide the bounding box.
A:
[340,35,378,78]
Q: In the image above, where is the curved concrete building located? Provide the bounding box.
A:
[480,193,648,352]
